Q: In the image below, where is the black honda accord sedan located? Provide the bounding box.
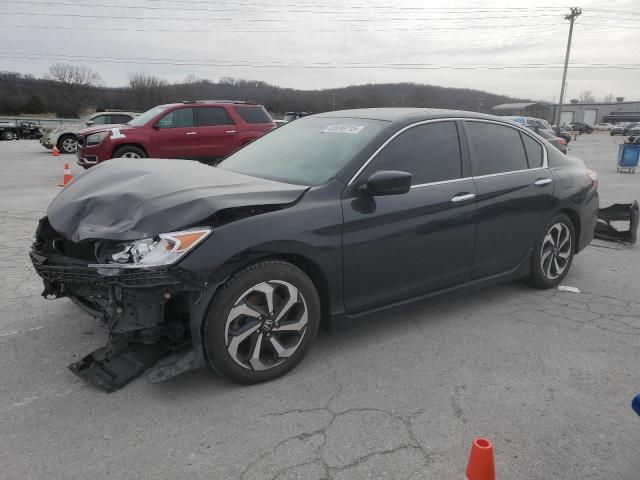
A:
[30,108,599,391]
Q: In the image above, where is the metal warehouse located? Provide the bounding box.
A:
[492,100,640,126]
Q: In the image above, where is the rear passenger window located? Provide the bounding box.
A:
[235,106,273,124]
[196,107,234,126]
[465,122,528,175]
[365,122,462,185]
[521,133,544,168]
[110,114,133,124]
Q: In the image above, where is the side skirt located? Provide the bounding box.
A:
[342,250,532,320]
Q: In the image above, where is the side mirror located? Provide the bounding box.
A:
[152,123,160,130]
[85,120,94,126]
[360,170,412,196]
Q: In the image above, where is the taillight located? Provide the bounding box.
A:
[586,168,598,190]
[558,139,566,145]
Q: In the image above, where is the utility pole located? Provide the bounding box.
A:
[554,7,582,129]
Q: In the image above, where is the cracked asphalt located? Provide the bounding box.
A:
[1,134,638,479]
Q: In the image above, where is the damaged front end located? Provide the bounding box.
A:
[594,200,639,245]
[30,217,211,392]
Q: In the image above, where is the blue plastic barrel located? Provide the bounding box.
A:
[617,144,640,168]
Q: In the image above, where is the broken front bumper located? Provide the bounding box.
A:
[594,201,639,245]
[30,249,210,392]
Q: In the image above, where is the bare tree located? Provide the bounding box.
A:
[603,93,615,102]
[128,73,169,111]
[47,63,102,114]
[577,90,595,103]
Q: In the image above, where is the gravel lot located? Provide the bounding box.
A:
[1,134,638,480]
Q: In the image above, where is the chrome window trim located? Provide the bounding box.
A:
[348,117,548,187]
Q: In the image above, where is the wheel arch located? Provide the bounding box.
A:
[555,207,581,252]
[56,132,76,147]
[112,142,148,158]
[270,253,333,331]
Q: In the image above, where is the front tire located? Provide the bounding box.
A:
[528,213,575,289]
[1,131,15,141]
[113,145,146,159]
[204,260,320,384]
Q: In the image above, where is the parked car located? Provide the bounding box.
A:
[628,124,640,136]
[527,125,567,154]
[75,100,275,168]
[594,122,614,131]
[16,121,45,139]
[40,111,138,153]
[609,123,632,136]
[505,116,553,132]
[30,108,599,391]
[283,111,311,122]
[570,122,594,134]
[550,124,572,144]
[0,121,18,140]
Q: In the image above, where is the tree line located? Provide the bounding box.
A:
[0,63,529,118]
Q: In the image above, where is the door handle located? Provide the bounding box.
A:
[450,193,476,203]
[534,178,553,186]
[186,131,197,135]
[225,130,237,134]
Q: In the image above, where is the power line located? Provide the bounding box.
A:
[5,0,571,13]
[2,11,568,22]
[2,53,638,70]
[0,23,570,33]
[6,51,638,68]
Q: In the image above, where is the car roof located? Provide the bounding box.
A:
[157,100,259,108]
[90,111,138,116]
[312,107,519,124]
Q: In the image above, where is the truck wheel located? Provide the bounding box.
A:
[1,131,15,141]
[113,146,146,159]
[204,260,320,384]
[58,134,77,153]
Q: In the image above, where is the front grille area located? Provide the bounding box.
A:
[31,255,181,288]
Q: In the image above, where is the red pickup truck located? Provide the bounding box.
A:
[76,100,276,168]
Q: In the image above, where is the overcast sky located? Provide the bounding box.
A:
[2,0,639,101]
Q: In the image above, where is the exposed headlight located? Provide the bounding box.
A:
[86,131,109,146]
[110,228,212,267]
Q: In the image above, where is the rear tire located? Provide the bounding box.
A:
[528,213,576,289]
[204,260,320,384]
[113,146,146,159]
[1,131,15,141]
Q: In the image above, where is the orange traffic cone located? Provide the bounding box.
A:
[52,145,60,157]
[58,163,73,187]
[466,437,495,480]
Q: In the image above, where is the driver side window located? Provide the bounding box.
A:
[157,108,194,128]
[363,121,463,185]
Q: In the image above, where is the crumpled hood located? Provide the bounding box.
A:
[47,158,308,242]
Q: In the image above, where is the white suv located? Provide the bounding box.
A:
[40,111,138,153]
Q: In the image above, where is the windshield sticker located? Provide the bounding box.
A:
[111,127,126,139]
[322,125,365,134]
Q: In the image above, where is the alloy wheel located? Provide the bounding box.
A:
[120,152,141,158]
[540,222,572,280]
[62,137,77,152]
[224,280,308,371]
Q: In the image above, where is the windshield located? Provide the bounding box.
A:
[127,106,169,126]
[218,117,388,185]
